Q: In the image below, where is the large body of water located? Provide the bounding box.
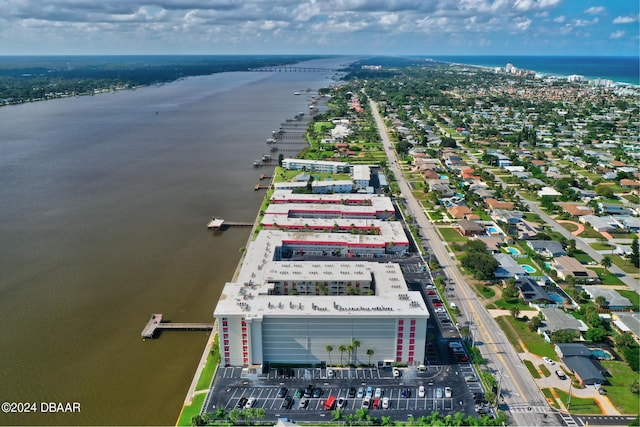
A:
[0,57,350,425]
[430,55,640,86]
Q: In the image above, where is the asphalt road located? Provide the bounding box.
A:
[369,99,563,427]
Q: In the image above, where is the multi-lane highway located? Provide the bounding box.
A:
[369,99,563,426]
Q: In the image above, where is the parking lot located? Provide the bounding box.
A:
[203,365,485,423]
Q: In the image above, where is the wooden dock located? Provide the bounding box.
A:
[254,184,269,190]
[141,314,214,339]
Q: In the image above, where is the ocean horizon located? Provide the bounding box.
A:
[427,55,639,86]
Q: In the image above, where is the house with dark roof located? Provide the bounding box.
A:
[516,277,555,304]
[563,356,607,385]
[555,343,607,386]
[526,240,567,258]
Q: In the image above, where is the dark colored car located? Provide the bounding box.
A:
[401,388,411,398]
[278,387,288,398]
[281,396,293,409]
[304,385,314,398]
[313,387,323,398]
[237,397,248,408]
[348,387,357,398]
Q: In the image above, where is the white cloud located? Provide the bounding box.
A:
[553,15,565,23]
[613,15,639,24]
[584,6,605,15]
[610,30,625,39]
[513,0,561,12]
[513,17,532,31]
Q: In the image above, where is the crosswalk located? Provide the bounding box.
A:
[559,412,579,426]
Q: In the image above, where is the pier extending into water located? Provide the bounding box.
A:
[141,314,214,339]
[207,217,254,229]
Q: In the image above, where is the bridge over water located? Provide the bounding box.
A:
[250,66,342,73]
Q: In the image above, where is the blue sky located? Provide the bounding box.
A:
[1,0,637,56]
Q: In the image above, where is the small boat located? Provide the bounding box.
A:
[266,137,276,144]
[253,160,261,167]
[293,91,300,95]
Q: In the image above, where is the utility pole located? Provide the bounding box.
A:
[566,381,572,410]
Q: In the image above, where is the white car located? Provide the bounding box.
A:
[336,397,346,409]
[374,387,383,398]
[543,356,555,365]
[361,396,371,409]
[327,369,335,378]
[382,397,389,409]
[244,397,255,409]
[392,367,400,378]
[418,385,425,398]
[444,387,452,398]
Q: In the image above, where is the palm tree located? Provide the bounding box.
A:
[509,306,521,319]
[346,344,353,365]
[367,348,375,367]
[380,416,392,426]
[338,345,347,366]
[326,345,333,366]
[351,339,361,364]
[331,408,344,421]
[355,408,369,422]
[601,256,612,273]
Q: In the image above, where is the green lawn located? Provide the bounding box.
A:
[560,222,579,233]
[553,388,602,415]
[476,284,496,299]
[541,388,560,409]
[494,298,536,312]
[590,242,615,251]
[610,255,640,274]
[617,289,640,310]
[494,316,524,353]
[176,393,207,426]
[438,227,469,243]
[601,360,640,414]
[524,359,541,378]
[498,315,557,359]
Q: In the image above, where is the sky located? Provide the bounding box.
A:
[1,0,638,56]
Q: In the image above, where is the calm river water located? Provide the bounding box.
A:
[0,57,352,425]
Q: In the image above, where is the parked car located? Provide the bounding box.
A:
[303,385,314,398]
[281,396,293,409]
[294,388,304,398]
[374,387,383,398]
[436,388,443,398]
[401,388,411,398]
[313,387,323,398]
[357,387,364,398]
[418,385,425,398]
[327,369,334,378]
[372,398,380,409]
[392,367,400,378]
[245,397,255,409]
[348,387,357,398]
[555,370,567,380]
[361,396,371,409]
[237,397,248,409]
[543,357,555,365]
[445,387,452,398]
[278,387,288,398]
[366,386,373,398]
[382,397,389,409]
[337,397,346,409]
[298,398,309,409]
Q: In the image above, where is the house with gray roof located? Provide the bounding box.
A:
[493,253,526,278]
[527,240,567,258]
[540,308,589,342]
[582,287,632,310]
[612,312,640,343]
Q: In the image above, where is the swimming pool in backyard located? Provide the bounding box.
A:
[590,349,613,360]
[548,292,565,304]
[521,264,536,273]
[507,247,521,255]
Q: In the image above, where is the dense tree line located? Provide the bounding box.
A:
[0,55,325,105]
